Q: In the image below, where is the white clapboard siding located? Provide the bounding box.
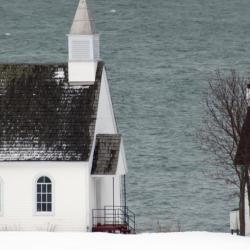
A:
[0,162,89,232]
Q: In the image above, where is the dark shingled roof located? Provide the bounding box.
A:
[0,61,104,161]
[235,107,250,165]
[91,134,121,175]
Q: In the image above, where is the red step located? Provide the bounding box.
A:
[92,224,132,234]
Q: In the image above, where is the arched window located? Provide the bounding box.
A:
[36,176,52,212]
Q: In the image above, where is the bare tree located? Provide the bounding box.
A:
[199,69,249,235]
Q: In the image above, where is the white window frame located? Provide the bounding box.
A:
[34,175,54,216]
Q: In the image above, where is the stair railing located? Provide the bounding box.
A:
[92,206,135,233]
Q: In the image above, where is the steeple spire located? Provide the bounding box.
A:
[70,0,95,35]
[68,0,100,84]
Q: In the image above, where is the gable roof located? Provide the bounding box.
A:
[0,61,104,161]
[91,134,121,175]
[234,107,250,165]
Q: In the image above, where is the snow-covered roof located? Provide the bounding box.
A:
[0,62,104,161]
[91,134,121,175]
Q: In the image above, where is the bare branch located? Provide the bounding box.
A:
[198,70,248,189]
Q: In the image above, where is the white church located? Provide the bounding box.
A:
[0,0,135,233]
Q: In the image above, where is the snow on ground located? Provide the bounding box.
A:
[0,231,249,250]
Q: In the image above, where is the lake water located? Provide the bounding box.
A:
[1,0,250,232]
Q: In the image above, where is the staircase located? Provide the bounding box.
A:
[92,206,135,234]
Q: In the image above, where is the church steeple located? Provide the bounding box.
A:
[68,0,100,85]
[70,0,95,35]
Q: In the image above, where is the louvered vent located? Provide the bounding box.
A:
[70,40,91,61]
[94,35,100,60]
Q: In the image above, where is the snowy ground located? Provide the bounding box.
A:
[0,232,249,250]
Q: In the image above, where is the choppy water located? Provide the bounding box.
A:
[1,0,250,232]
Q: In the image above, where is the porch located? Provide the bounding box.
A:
[92,206,135,234]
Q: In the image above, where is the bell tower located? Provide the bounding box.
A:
[68,0,100,85]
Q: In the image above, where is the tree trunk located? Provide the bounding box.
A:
[246,168,250,208]
[239,187,245,235]
[246,167,250,235]
[239,167,247,236]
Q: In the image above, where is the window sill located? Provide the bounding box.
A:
[34,212,54,217]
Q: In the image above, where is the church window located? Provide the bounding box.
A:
[36,176,52,212]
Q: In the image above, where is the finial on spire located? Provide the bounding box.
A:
[70,0,96,35]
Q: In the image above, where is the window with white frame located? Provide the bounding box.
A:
[36,176,52,212]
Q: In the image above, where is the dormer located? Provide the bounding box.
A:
[68,0,100,85]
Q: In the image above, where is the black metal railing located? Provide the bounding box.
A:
[92,206,135,233]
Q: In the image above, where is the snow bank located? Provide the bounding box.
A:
[0,232,249,250]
